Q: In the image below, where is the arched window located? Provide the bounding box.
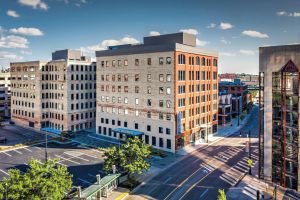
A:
[188,57,194,65]
[196,57,200,65]
[201,57,206,66]
[178,54,186,64]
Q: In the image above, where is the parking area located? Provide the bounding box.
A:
[0,141,105,188]
[0,125,46,147]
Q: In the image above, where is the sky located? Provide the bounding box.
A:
[0,0,300,74]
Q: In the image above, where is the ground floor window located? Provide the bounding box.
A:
[167,139,171,149]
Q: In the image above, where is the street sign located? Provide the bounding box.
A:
[248,159,253,167]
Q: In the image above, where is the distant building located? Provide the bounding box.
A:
[259,44,300,191]
[0,71,11,118]
[10,49,96,133]
[218,92,232,125]
[219,79,251,111]
[96,32,219,152]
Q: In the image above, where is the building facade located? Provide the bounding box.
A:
[96,33,218,152]
[218,92,232,125]
[10,50,96,133]
[259,44,300,191]
[0,70,11,118]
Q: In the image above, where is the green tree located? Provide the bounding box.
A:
[218,189,227,200]
[103,137,151,179]
[0,158,73,200]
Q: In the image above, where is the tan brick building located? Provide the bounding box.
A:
[96,33,218,152]
[10,50,96,133]
[0,70,11,118]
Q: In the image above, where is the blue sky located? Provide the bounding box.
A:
[0,0,300,74]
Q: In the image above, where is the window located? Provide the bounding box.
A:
[135,98,139,105]
[124,121,128,127]
[159,112,164,120]
[147,125,151,131]
[147,86,151,94]
[178,70,185,81]
[159,57,164,65]
[135,110,139,116]
[147,111,151,118]
[178,54,185,64]
[166,57,171,64]
[135,74,139,81]
[124,60,128,66]
[166,87,171,95]
[196,57,200,65]
[178,85,185,94]
[145,135,149,144]
[167,139,171,149]
[147,58,151,65]
[166,128,171,135]
[213,72,217,80]
[213,58,218,67]
[159,74,164,82]
[178,98,185,107]
[118,60,122,66]
[112,60,116,67]
[124,97,128,104]
[147,99,152,106]
[147,74,151,82]
[135,123,139,129]
[124,74,128,81]
[135,59,139,66]
[159,100,164,107]
[156,137,164,148]
[152,136,156,146]
[166,100,171,108]
[159,127,163,134]
[135,86,139,93]
[166,74,171,82]
[159,87,164,94]
[202,57,206,66]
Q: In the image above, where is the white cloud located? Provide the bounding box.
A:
[277,11,300,17]
[196,39,209,46]
[18,0,48,10]
[242,30,269,38]
[206,23,216,29]
[0,51,23,60]
[149,31,160,36]
[20,50,32,55]
[239,49,255,55]
[7,10,20,18]
[80,36,139,54]
[219,22,234,30]
[10,27,44,36]
[179,28,198,35]
[219,52,236,57]
[0,35,29,48]
[220,39,231,45]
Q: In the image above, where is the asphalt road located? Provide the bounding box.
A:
[127,106,259,200]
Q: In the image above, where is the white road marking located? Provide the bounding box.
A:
[13,149,22,154]
[77,178,92,184]
[200,189,208,198]
[2,151,11,157]
[87,173,95,178]
[80,152,98,159]
[163,176,173,184]
[234,165,247,172]
[34,146,42,150]
[0,169,9,175]
[55,154,80,165]
[23,147,32,152]
[73,156,89,162]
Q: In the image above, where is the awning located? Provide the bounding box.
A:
[41,127,61,134]
[112,128,144,136]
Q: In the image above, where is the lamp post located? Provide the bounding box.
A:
[45,130,48,163]
[248,130,252,175]
[237,97,240,126]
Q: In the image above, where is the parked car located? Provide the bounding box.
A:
[61,131,75,138]
[9,121,15,125]
[0,136,7,144]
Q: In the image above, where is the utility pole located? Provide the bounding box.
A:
[45,131,48,163]
[237,97,240,126]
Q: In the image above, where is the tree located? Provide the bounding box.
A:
[103,137,151,179]
[0,158,73,200]
[218,189,227,200]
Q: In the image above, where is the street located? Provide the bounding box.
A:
[127,107,259,200]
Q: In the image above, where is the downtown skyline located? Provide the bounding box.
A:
[0,0,300,74]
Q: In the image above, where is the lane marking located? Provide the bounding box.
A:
[199,189,208,198]
[163,176,173,184]
[77,178,92,184]
[2,151,12,157]
[0,169,9,175]
[34,146,42,150]
[13,149,22,154]
[23,147,32,152]
[55,154,80,165]
[88,173,95,178]
[80,152,98,159]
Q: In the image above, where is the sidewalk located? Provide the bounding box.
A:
[176,106,255,156]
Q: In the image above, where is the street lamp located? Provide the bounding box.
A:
[248,130,252,175]
[45,129,48,163]
[237,97,240,126]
